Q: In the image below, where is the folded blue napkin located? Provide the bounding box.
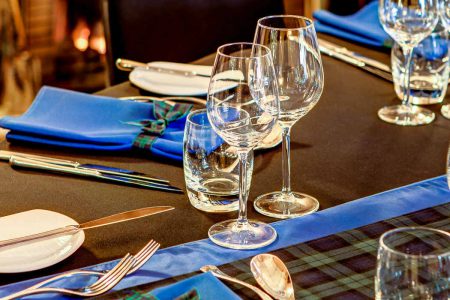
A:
[0,86,191,162]
[146,272,240,300]
[314,1,393,47]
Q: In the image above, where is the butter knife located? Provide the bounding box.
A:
[0,206,174,247]
[116,58,211,78]
[9,156,183,193]
[319,38,391,73]
[0,150,168,184]
[319,45,393,82]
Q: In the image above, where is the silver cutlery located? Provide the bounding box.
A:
[18,240,159,293]
[119,95,207,106]
[8,156,183,193]
[250,254,295,300]
[0,150,168,184]
[116,58,211,78]
[0,206,173,247]
[2,253,135,300]
[319,44,393,82]
[319,38,391,73]
[201,265,273,300]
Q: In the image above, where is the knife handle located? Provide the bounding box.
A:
[115,58,147,71]
[0,225,80,248]
[9,156,98,177]
[0,150,79,167]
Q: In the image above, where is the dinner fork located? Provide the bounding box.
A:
[19,240,159,293]
[3,254,135,299]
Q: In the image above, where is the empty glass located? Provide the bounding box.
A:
[207,42,280,249]
[379,0,438,126]
[183,109,253,213]
[375,227,450,299]
[253,15,324,219]
[439,0,450,119]
[391,23,449,105]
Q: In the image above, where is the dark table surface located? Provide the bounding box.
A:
[1,34,449,286]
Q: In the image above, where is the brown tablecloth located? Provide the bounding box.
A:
[0,35,449,286]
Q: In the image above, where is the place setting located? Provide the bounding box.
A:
[0,0,449,299]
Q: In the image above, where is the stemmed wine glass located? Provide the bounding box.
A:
[439,0,450,119]
[207,42,280,249]
[378,0,438,126]
[253,16,324,219]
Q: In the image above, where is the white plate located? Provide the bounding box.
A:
[0,209,85,273]
[129,61,213,96]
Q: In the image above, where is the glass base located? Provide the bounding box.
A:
[208,219,277,249]
[442,104,450,120]
[254,191,319,219]
[378,104,435,126]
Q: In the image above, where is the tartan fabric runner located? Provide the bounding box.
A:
[103,202,450,300]
[127,102,192,151]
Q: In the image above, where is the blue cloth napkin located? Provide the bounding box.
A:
[0,86,188,162]
[147,272,241,300]
[314,1,393,47]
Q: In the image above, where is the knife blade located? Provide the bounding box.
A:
[0,150,168,184]
[9,156,183,193]
[319,38,392,73]
[0,206,174,247]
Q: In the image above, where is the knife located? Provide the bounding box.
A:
[0,206,174,247]
[319,38,392,73]
[0,150,168,184]
[319,44,394,82]
[116,58,211,78]
[9,156,183,193]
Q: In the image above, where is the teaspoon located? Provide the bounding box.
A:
[250,254,295,300]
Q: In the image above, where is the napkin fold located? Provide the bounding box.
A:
[0,86,192,162]
[146,273,240,300]
[313,1,392,47]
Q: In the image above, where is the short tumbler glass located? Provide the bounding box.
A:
[375,227,450,299]
[392,23,449,105]
[183,109,253,213]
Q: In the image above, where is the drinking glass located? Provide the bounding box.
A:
[253,16,324,219]
[379,0,438,125]
[207,42,280,249]
[439,0,450,119]
[375,227,450,299]
[183,109,253,213]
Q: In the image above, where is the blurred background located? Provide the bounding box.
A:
[0,0,370,116]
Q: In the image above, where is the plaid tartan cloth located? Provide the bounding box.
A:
[126,102,192,151]
[102,203,450,300]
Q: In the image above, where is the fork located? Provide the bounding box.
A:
[18,240,159,294]
[3,254,135,299]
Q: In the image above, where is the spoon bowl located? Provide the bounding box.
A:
[250,253,295,300]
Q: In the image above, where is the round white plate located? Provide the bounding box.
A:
[0,209,85,273]
[129,61,213,96]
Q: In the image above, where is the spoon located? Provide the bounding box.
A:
[250,254,295,300]
[201,265,273,300]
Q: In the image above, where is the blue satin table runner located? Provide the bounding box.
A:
[0,175,448,298]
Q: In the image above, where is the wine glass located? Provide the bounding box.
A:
[378,0,439,126]
[253,16,324,219]
[439,0,450,119]
[206,42,280,249]
[375,227,450,299]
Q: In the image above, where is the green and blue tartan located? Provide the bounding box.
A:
[126,102,192,151]
[100,203,450,300]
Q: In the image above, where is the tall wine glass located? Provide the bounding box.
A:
[379,0,438,126]
[439,0,450,119]
[207,42,280,249]
[253,16,324,219]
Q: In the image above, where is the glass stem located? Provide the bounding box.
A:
[281,126,292,194]
[237,150,250,225]
[401,47,414,107]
